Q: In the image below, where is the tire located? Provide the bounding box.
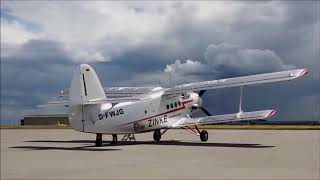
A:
[200,130,208,142]
[95,133,103,147]
[111,134,117,144]
[153,130,161,142]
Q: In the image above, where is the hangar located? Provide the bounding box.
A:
[21,114,69,126]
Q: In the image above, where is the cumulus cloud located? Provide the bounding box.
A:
[204,43,296,76]
[1,1,172,62]
[127,42,296,87]
[164,59,208,75]
[123,59,209,87]
[0,18,39,45]
[0,18,41,58]
[2,1,318,64]
[1,1,290,63]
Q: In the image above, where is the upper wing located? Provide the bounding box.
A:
[38,97,142,107]
[40,87,162,107]
[60,86,163,98]
[83,97,142,104]
[164,69,308,95]
[104,87,163,98]
[172,109,276,127]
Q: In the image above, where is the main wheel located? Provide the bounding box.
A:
[111,134,118,144]
[153,130,161,142]
[95,133,103,147]
[200,130,208,142]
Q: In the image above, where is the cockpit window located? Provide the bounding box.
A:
[182,92,190,99]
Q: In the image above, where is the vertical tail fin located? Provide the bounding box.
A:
[69,64,106,105]
[69,64,106,132]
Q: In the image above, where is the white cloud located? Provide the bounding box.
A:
[1,1,294,63]
[1,18,43,58]
[204,43,295,75]
[65,46,109,62]
[1,18,39,45]
[123,59,209,87]
[1,2,173,62]
[126,42,298,87]
[164,59,208,75]
[241,1,287,24]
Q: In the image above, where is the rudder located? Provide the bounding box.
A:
[69,64,106,132]
[70,64,106,105]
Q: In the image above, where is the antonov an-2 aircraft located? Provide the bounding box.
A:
[44,64,308,146]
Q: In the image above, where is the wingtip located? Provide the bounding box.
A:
[267,109,277,118]
[298,69,309,77]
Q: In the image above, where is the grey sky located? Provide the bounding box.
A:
[1,1,319,124]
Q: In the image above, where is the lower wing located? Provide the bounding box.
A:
[172,109,276,127]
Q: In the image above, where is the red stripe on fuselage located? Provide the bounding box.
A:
[120,100,193,126]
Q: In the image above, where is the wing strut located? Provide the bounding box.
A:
[239,86,244,113]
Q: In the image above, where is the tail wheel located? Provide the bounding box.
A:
[200,130,208,142]
[153,130,161,142]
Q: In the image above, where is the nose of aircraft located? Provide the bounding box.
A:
[190,92,202,108]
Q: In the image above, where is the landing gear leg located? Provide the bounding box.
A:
[95,133,102,147]
[111,134,118,144]
[153,129,161,142]
[200,130,208,142]
[194,126,208,142]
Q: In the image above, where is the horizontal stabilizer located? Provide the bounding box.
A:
[38,101,69,108]
[172,110,276,127]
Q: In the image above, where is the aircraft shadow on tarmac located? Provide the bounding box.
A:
[13,140,275,150]
[10,144,121,151]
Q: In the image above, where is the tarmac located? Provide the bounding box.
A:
[1,129,320,180]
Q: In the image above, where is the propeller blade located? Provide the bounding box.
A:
[198,90,206,97]
[201,107,212,116]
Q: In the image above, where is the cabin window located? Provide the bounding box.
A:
[174,102,177,107]
[166,105,169,109]
[170,103,173,108]
[178,101,181,106]
[145,110,147,114]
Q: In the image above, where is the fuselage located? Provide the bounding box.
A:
[77,91,201,134]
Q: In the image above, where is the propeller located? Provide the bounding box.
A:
[196,90,212,116]
[200,107,212,116]
[198,90,206,97]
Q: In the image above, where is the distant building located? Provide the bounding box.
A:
[21,115,69,126]
[22,106,69,125]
